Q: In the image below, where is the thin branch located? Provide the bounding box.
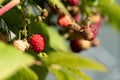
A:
[0,0,20,16]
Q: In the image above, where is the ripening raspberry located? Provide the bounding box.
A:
[73,13,81,23]
[70,38,91,53]
[57,14,71,28]
[29,34,45,53]
[67,0,80,6]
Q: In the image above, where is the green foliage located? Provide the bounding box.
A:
[46,52,107,72]
[7,67,38,80]
[0,42,34,80]
[100,0,120,31]
[1,8,23,37]
[47,27,68,52]
[31,65,48,80]
[1,0,120,80]
[49,65,91,80]
[47,0,71,16]
[0,0,5,4]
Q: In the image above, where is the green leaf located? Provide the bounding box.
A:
[0,0,5,4]
[0,42,34,80]
[49,65,91,80]
[7,67,38,80]
[46,51,107,72]
[47,27,68,52]
[100,0,120,31]
[67,68,91,80]
[31,65,48,80]
[47,0,71,16]
[1,7,24,36]
[49,66,76,80]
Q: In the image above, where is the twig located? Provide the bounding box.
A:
[0,0,20,16]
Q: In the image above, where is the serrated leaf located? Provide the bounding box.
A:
[67,68,91,80]
[49,64,90,80]
[49,66,76,80]
[0,42,34,80]
[31,65,48,80]
[46,51,107,72]
[47,0,71,16]
[7,67,38,80]
[47,27,68,52]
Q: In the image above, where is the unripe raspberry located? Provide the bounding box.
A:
[70,38,91,53]
[29,34,45,53]
[79,39,91,50]
[41,9,49,18]
[89,14,101,24]
[57,14,71,28]
[67,0,80,6]
[67,6,80,15]
[13,39,30,52]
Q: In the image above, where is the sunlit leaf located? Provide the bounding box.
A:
[0,42,34,80]
[7,67,38,80]
[100,0,120,31]
[46,51,107,72]
[47,27,68,52]
[31,65,48,80]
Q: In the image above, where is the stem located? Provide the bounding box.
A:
[0,0,20,16]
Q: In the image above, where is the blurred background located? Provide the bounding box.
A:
[46,21,120,80]
[46,0,120,80]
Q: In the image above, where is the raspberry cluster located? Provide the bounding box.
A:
[11,0,103,54]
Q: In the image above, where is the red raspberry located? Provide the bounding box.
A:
[29,34,45,53]
[67,0,80,6]
[70,38,91,53]
[73,13,81,23]
[57,14,71,28]
[70,39,82,53]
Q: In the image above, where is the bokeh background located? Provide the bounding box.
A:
[46,0,120,80]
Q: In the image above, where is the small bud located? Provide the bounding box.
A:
[41,9,49,18]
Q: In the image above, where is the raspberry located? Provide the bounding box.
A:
[57,14,71,28]
[70,39,82,53]
[73,13,81,23]
[67,0,80,6]
[70,38,91,53]
[80,26,95,41]
[29,34,45,53]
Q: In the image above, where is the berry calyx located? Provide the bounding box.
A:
[57,14,71,28]
[67,0,80,6]
[29,34,45,53]
[13,39,30,52]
